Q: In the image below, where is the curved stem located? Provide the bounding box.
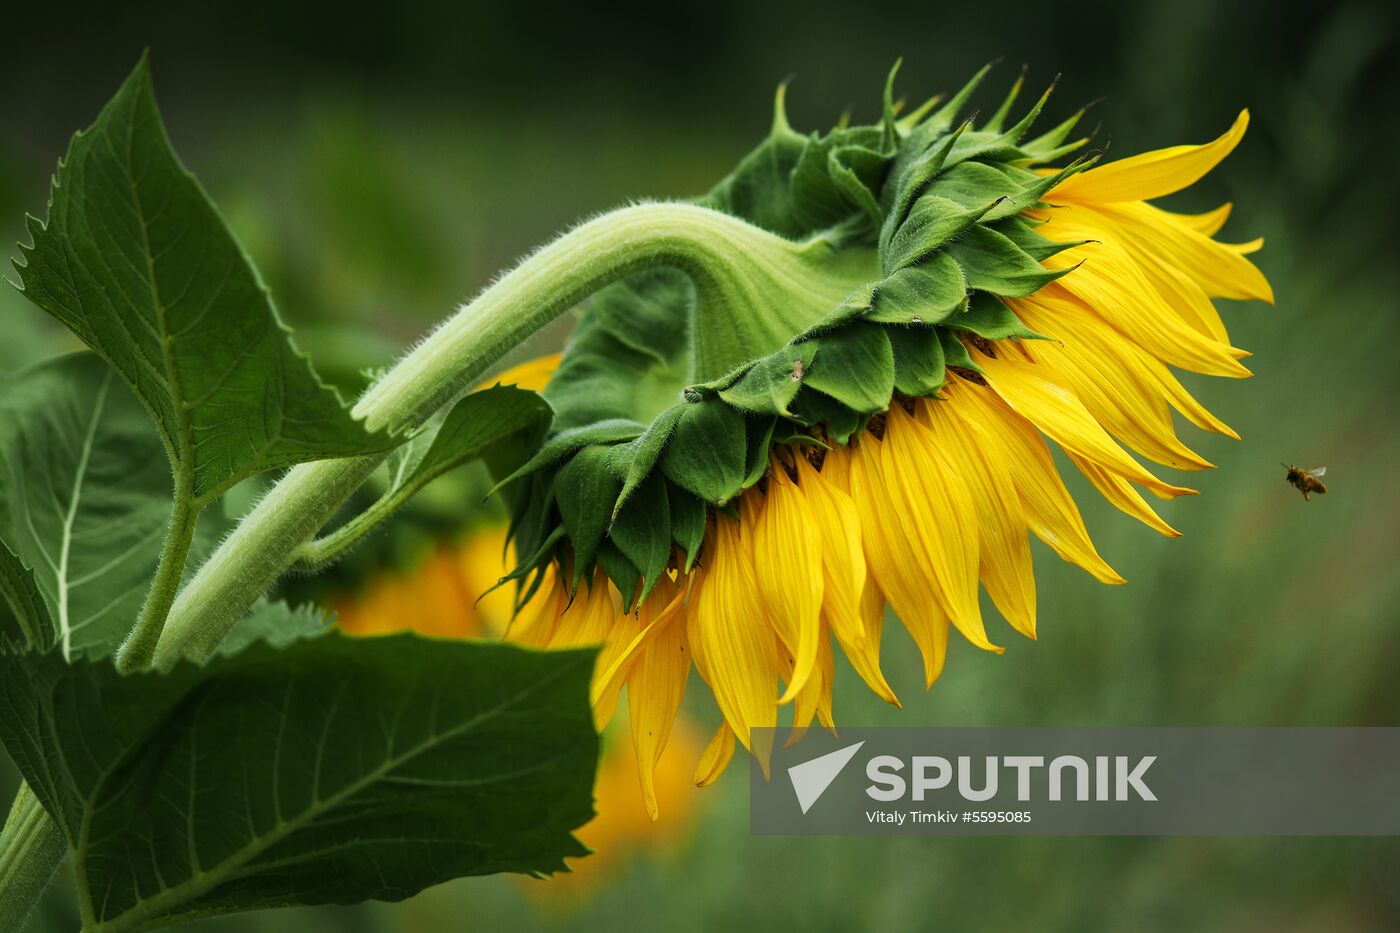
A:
[152,202,837,668]
[114,487,199,672]
[0,784,67,927]
[292,478,415,573]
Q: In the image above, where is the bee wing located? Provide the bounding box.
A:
[1309,466,1327,477]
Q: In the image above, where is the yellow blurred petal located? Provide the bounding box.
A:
[1068,452,1182,537]
[952,377,1125,585]
[752,465,824,704]
[455,526,514,636]
[815,634,836,730]
[919,393,1038,639]
[694,723,737,787]
[629,611,691,820]
[549,573,623,730]
[687,515,778,750]
[1079,201,1273,304]
[502,565,567,647]
[976,347,1196,500]
[475,352,561,392]
[1049,110,1249,203]
[1225,237,1265,256]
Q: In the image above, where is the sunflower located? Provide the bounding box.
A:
[483,67,1272,814]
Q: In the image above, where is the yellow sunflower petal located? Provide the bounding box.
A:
[628,608,691,821]
[815,634,836,730]
[592,577,686,729]
[1038,240,1252,377]
[784,626,828,740]
[951,377,1125,585]
[502,565,567,647]
[694,723,737,787]
[855,582,901,705]
[687,515,778,750]
[881,404,994,651]
[918,392,1038,639]
[1068,452,1182,537]
[547,568,618,649]
[752,464,824,704]
[1030,204,1237,347]
[794,452,899,706]
[848,435,951,684]
[1014,309,1214,472]
[1076,201,1274,304]
[1166,201,1233,237]
[1014,294,1230,463]
[477,352,561,392]
[1048,109,1249,203]
[975,346,1197,500]
[794,454,867,652]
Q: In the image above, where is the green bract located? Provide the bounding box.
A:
[500,65,1094,604]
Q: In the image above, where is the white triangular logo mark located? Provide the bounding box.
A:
[787,741,865,814]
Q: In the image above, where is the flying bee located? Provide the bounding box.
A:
[1282,463,1327,501]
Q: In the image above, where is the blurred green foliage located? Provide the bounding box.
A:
[2,0,1397,929]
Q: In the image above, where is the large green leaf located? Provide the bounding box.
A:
[0,537,52,649]
[0,354,172,659]
[0,632,598,930]
[11,56,390,503]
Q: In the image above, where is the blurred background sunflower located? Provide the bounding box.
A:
[3,1,1397,930]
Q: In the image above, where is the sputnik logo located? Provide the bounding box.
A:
[787,741,865,814]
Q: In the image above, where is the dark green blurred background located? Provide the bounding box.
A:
[4,1,1398,930]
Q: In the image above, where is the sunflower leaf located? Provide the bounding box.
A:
[0,633,598,928]
[0,537,53,650]
[11,56,392,505]
[0,354,186,659]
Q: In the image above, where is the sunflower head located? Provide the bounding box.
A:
[488,63,1271,805]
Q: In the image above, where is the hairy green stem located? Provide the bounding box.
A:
[291,483,412,573]
[152,202,838,669]
[0,785,66,928]
[114,488,200,672]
